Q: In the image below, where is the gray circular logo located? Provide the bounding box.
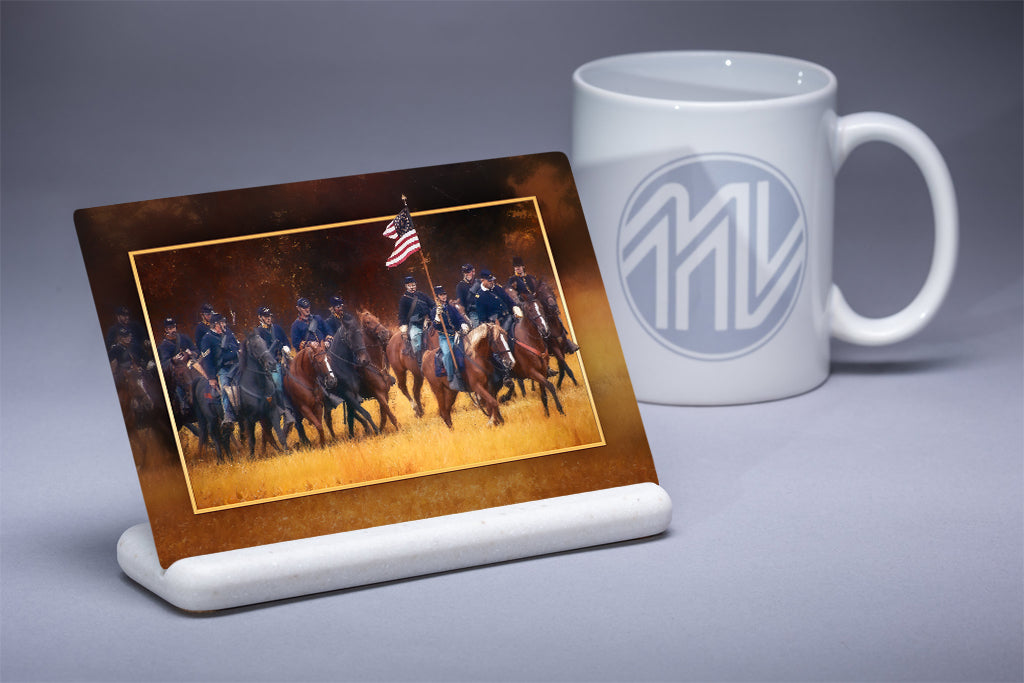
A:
[617,154,807,360]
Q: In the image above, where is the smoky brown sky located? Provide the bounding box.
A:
[132,199,559,340]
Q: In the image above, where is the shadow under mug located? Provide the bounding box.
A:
[572,51,958,405]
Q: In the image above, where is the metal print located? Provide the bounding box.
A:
[76,153,658,568]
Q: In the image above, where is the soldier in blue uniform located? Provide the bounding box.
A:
[200,314,240,429]
[157,317,197,411]
[108,325,150,371]
[475,270,522,336]
[455,263,481,329]
[432,286,471,391]
[157,317,197,375]
[397,276,435,363]
[193,303,216,349]
[507,256,540,301]
[105,306,149,362]
[506,257,580,355]
[290,297,329,350]
[254,306,295,427]
[323,296,356,340]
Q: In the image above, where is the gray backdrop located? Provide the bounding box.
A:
[2,2,1021,681]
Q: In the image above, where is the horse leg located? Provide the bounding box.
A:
[270,412,289,451]
[539,375,564,415]
[294,404,315,446]
[246,419,258,460]
[376,393,399,432]
[410,369,425,418]
[553,348,577,389]
[322,401,338,441]
[394,365,419,416]
[435,386,455,429]
[196,418,210,462]
[349,395,379,436]
[261,415,284,453]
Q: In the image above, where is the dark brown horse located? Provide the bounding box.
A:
[167,352,233,463]
[385,324,437,419]
[236,331,287,459]
[323,322,379,439]
[283,341,336,448]
[357,311,399,432]
[505,298,565,417]
[535,280,578,388]
[112,358,174,469]
[422,323,515,429]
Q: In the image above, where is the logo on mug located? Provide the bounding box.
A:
[618,154,807,360]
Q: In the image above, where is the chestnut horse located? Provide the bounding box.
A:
[283,341,336,448]
[505,298,565,417]
[422,323,515,429]
[385,324,438,419]
[357,311,399,432]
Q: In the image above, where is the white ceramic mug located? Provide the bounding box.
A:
[572,51,957,405]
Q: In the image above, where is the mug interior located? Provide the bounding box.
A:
[575,51,834,104]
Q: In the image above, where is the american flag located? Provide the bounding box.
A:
[382,206,420,268]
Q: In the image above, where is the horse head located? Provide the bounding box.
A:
[487,324,516,372]
[245,332,276,374]
[523,299,550,339]
[123,362,155,413]
[306,341,337,389]
[342,321,372,367]
[360,311,392,350]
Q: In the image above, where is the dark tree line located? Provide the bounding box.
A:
[132,200,558,340]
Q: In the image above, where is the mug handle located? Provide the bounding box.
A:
[830,112,958,345]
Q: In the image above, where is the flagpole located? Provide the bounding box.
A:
[401,195,457,363]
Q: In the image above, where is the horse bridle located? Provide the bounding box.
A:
[238,336,277,401]
[523,300,550,339]
[488,324,516,370]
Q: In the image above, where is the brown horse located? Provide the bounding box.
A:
[535,280,578,389]
[112,359,172,469]
[357,311,400,432]
[422,323,515,429]
[505,298,565,417]
[385,324,437,418]
[283,341,336,448]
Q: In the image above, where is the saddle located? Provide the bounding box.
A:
[432,342,466,379]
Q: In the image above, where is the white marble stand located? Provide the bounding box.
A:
[117,482,672,611]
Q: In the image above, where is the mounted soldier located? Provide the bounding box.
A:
[254,306,296,428]
[475,270,522,337]
[200,313,240,432]
[323,295,357,340]
[193,303,216,349]
[157,317,197,375]
[507,256,540,301]
[398,275,435,365]
[105,306,150,363]
[290,297,329,350]
[157,317,198,413]
[455,263,481,328]
[432,285,471,391]
[108,325,150,372]
[508,258,580,355]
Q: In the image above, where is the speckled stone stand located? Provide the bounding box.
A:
[117,482,672,611]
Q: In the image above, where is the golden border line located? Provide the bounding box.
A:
[130,197,606,514]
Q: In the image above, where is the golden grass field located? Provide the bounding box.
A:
[176,353,603,511]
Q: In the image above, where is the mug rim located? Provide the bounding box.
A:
[573,50,837,109]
